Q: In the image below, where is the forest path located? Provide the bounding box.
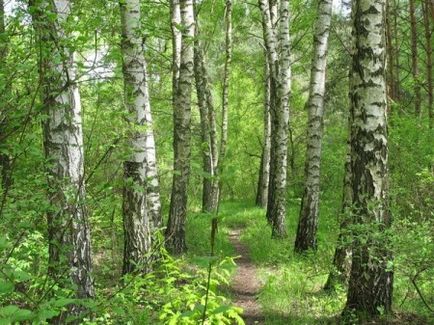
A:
[228,228,265,325]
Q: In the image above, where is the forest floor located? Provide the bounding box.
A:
[186,201,433,324]
[228,228,264,324]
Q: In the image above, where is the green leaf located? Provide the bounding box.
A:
[0,280,14,294]
[210,305,232,315]
[35,309,60,322]
[12,309,33,322]
[52,298,77,308]
[0,306,33,323]
[0,237,8,251]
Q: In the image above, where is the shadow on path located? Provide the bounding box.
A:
[228,228,265,325]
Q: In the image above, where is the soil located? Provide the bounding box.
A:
[228,229,265,325]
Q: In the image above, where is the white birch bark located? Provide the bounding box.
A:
[216,0,232,209]
[119,0,156,274]
[259,0,291,237]
[166,0,195,254]
[294,0,332,252]
[256,59,271,208]
[30,0,95,316]
[344,0,393,316]
[171,0,182,97]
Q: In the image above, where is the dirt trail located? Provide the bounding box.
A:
[228,229,265,325]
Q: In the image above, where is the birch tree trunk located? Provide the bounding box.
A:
[171,0,182,100]
[206,66,219,212]
[294,0,332,252]
[256,59,271,208]
[194,12,219,213]
[259,0,278,224]
[409,0,421,117]
[120,0,157,274]
[216,0,232,208]
[344,0,393,316]
[260,0,291,238]
[30,0,94,318]
[423,0,433,128]
[165,0,195,254]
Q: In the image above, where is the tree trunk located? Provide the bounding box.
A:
[170,0,182,99]
[120,0,155,274]
[216,0,232,208]
[194,37,213,213]
[260,0,291,238]
[30,0,95,320]
[273,0,291,239]
[294,0,332,253]
[165,0,195,255]
[259,0,278,226]
[256,59,271,208]
[423,0,433,128]
[344,0,393,317]
[409,0,421,117]
[193,5,219,213]
[205,62,219,213]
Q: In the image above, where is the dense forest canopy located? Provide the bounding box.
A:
[0,0,433,324]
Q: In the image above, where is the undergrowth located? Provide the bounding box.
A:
[217,200,433,324]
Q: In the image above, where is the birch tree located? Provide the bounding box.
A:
[256,60,271,208]
[259,0,291,237]
[171,0,182,100]
[193,8,219,213]
[344,0,393,316]
[29,0,94,316]
[215,0,232,208]
[165,0,195,254]
[294,0,332,252]
[120,0,158,273]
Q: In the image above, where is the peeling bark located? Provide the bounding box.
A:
[294,0,332,253]
[120,0,155,274]
[260,0,291,238]
[344,0,393,317]
[166,0,195,254]
[30,0,95,320]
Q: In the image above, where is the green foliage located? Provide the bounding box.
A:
[1,0,433,323]
[83,251,242,325]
